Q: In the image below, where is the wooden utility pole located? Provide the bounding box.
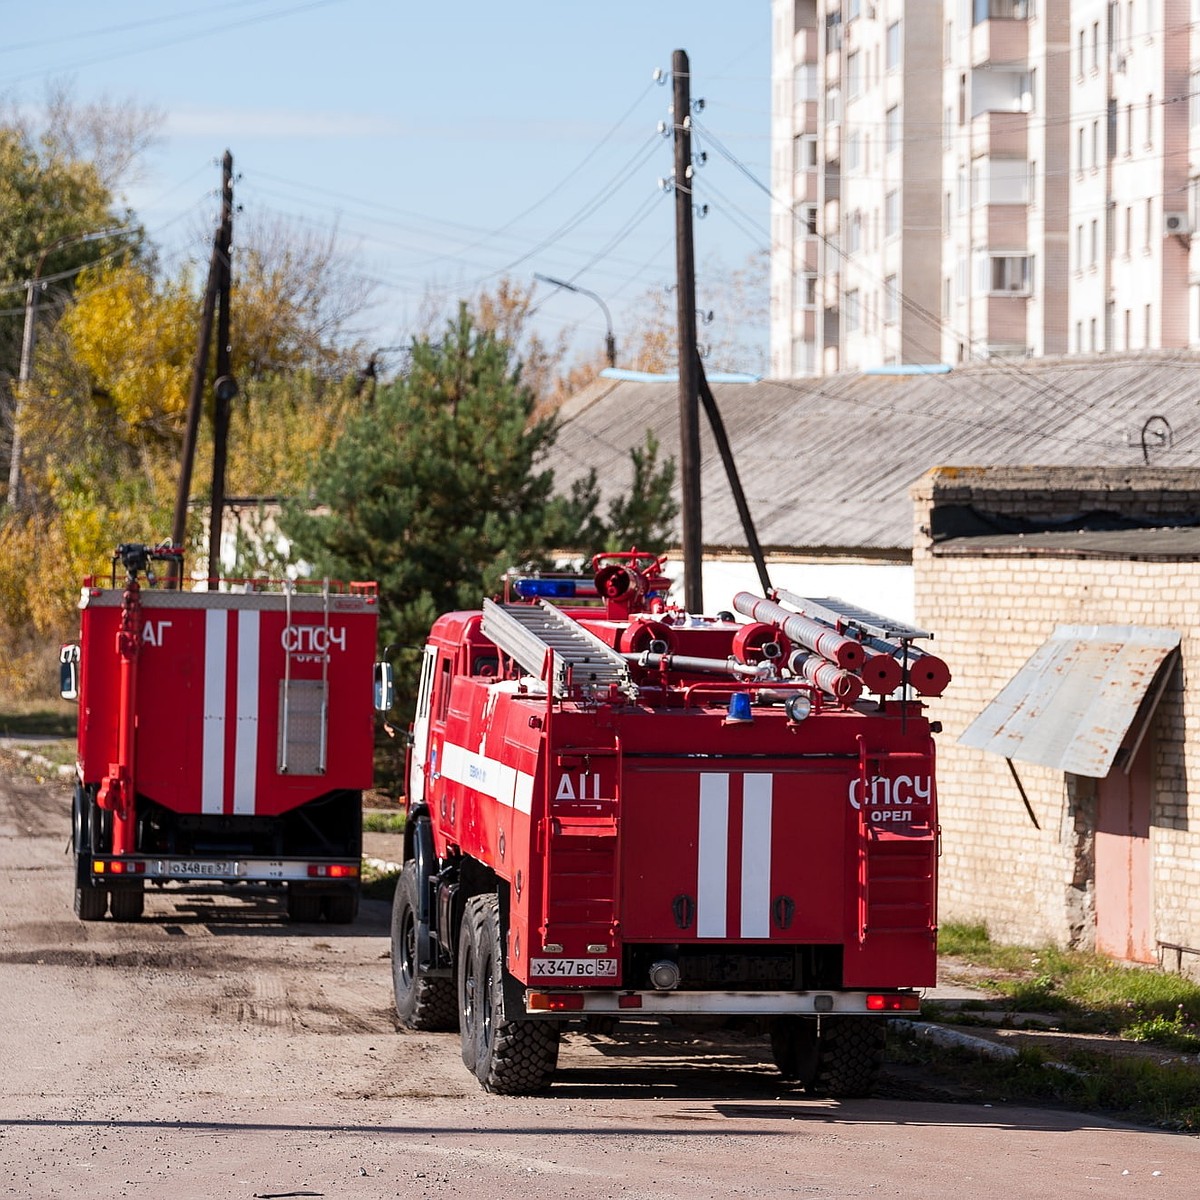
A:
[207,150,237,584]
[673,48,703,614]
[172,151,234,577]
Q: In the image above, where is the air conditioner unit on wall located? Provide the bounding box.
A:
[1164,212,1191,236]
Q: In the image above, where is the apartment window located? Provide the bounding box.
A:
[944,105,954,149]
[799,204,818,235]
[848,0,861,20]
[1076,126,1085,174]
[1124,104,1133,155]
[1145,304,1152,346]
[984,255,1031,294]
[827,87,842,124]
[794,63,818,102]
[847,51,862,97]
[796,274,818,309]
[1029,160,1038,207]
[1191,73,1200,128]
[976,158,1031,204]
[1145,198,1153,249]
[1125,205,1133,255]
[884,275,899,325]
[794,134,818,172]
[943,190,952,230]
[847,210,863,252]
[1077,28,1086,76]
[886,22,901,71]
[1146,94,1154,148]
[1090,317,1097,351]
[1092,22,1100,71]
[844,289,860,332]
[846,131,862,171]
[1076,321,1083,353]
[886,105,901,155]
[974,0,1031,21]
[1091,120,1099,170]
[1075,224,1084,270]
[1090,219,1099,267]
[825,10,843,53]
[885,190,900,238]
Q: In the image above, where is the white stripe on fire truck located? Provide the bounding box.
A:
[740,773,773,938]
[440,742,534,814]
[202,610,227,815]
[697,773,729,938]
[233,610,260,815]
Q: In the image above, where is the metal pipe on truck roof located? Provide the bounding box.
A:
[733,592,865,671]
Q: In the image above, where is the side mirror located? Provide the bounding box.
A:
[59,644,80,701]
[373,661,394,712]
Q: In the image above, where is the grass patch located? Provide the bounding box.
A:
[928,921,1200,1127]
[892,1034,1200,1131]
[363,810,406,835]
[361,860,401,902]
[938,921,1200,1039]
[0,706,77,737]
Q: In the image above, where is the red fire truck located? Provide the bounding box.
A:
[379,550,948,1095]
[61,542,378,923]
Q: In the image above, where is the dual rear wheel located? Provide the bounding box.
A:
[457,893,559,1094]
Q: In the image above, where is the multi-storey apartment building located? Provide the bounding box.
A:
[771,0,1195,376]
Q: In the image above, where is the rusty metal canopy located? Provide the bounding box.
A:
[958,624,1180,778]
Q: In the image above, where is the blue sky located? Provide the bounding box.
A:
[2,1,771,375]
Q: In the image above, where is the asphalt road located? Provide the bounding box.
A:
[1,752,1196,1199]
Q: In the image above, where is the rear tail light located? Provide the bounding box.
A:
[308,863,360,879]
[91,860,145,875]
[866,993,920,1012]
[527,993,585,1012]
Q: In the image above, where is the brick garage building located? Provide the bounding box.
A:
[913,466,1200,969]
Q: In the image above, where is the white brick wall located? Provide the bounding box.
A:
[912,467,1200,971]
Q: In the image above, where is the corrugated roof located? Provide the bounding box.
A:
[552,352,1200,554]
[957,624,1181,778]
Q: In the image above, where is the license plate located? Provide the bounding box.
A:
[530,958,617,978]
[168,860,236,879]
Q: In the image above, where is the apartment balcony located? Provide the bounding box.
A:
[971,110,1027,160]
[977,203,1027,246]
[797,237,820,273]
[971,17,1028,69]
[793,26,818,64]
[974,294,1029,344]
[794,171,819,204]
[792,308,818,342]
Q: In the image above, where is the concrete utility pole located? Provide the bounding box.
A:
[673,48,703,613]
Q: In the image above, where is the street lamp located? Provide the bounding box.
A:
[7,227,122,509]
[533,273,617,367]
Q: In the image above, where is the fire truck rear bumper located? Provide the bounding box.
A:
[524,989,920,1016]
[85,856,360,885]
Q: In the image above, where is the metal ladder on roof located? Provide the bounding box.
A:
[481,599,634,700]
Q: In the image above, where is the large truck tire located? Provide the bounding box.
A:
[807,1016,887,1098]
[469,892,558,1095]
[323,887,360,925]
[456,895,484,1072]
[109,886,145,921]
[392,861,455,1030]
[286,885,323,923]
[71,784,108,921]
[73,883,107,921]
[768,1016,819,1085]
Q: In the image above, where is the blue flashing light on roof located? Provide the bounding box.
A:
[512,578,599,599]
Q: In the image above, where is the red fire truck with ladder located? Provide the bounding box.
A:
[61,542,378,923]
[378,549,949,1095]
